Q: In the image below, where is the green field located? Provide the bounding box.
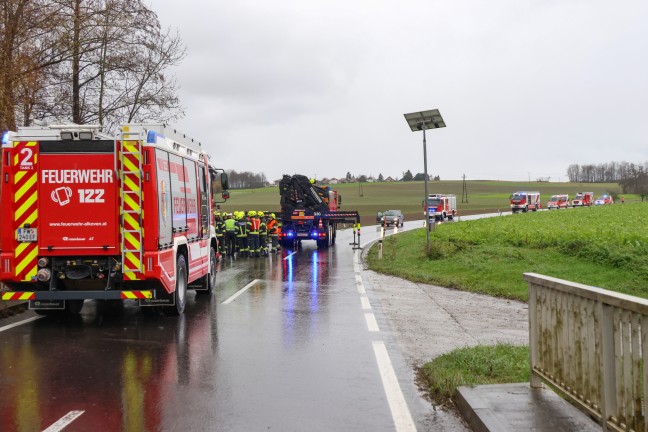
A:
[217,180,625,226]
[367,203,648,301]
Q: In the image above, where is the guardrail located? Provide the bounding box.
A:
[525,273,648,432]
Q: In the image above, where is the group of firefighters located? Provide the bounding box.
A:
[213,210,281,258]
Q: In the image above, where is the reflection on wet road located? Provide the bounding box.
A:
[0,227,428,432]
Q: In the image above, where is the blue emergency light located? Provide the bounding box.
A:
[147,130,157,143]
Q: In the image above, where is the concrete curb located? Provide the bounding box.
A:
[455,383,600,432]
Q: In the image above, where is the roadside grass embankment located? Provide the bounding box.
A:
[368,203,648,407]
[368,203,648,302]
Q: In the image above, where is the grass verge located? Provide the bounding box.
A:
[367,203,648,301]
[418,343,530,407]
[371,204,648,406]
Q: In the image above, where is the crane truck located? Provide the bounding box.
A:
[0,123,229,316]
[278,175,359,249]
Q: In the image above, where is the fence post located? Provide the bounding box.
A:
[599,302,616,431]
[528,282,542,388]
[378,239,383,260]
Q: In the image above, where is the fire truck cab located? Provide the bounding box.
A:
[0,123,228,316]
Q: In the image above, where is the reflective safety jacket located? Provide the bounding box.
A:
[215,219,225,236]
[267,219,278,235]
[248,217,260,234]
[224,218,237,232]
[236,220,248,237]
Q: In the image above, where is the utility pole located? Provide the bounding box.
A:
[461,174,468,203]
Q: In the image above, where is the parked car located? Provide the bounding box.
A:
[380,209,404,227]
[595,194,614,205]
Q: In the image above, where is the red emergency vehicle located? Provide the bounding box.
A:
[510,191,541,213]
[547,194,569,209]
[424,194,457,221]
[0,124,228,316]
[572,192,594,207]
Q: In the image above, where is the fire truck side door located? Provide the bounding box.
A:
[198,165,209,237]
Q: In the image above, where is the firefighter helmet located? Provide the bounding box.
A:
[248,210,256,217]
[258,211,264,218]
[269,213,276,219]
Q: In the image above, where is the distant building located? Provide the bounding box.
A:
[329,178,339,184]
[385,176,396,182]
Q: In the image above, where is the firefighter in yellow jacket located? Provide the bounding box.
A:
[258,212,268,257]
[247,210,261,258]
[236,211,249,258]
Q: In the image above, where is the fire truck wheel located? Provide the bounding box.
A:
[196,247,217,295]
[164,254,187,316]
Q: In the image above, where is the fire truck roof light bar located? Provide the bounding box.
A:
[124,124,203,154]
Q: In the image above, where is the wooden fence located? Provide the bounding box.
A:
[525,273,648,432]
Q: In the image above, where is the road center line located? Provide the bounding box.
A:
[365,312,379,332]
[372,341,417,432]
[360,296,371,310]
[0,316,43,333]
[221,279,260,305]
[42,410,85,432]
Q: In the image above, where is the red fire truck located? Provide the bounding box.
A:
[572,192,594,207]
[0,123,228,316]
[424,194,457,222]
[510,191,541,213]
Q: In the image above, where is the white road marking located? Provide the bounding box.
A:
[221,279,260,305]
[42,410,85,432]
[0,316,42,333]
[360,296,371,310]
[283,252,297,260]
[357,282,366,294]
[372,341,417,432]
[365,312,379,332]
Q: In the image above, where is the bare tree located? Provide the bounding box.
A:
[1,0,185,131]
[0,0,68,130]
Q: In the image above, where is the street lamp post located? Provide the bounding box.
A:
[403,109,446,256]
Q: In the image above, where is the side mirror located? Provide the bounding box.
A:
[221,173,229,190]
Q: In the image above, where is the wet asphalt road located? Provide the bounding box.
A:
[0,223,439,432]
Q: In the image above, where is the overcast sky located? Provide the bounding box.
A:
[152,0,648,183]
